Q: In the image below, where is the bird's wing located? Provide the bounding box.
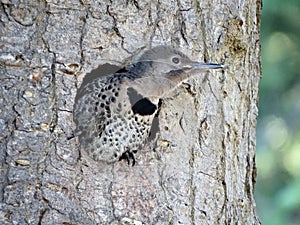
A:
[74,72,129,153]
[73,75,112,147]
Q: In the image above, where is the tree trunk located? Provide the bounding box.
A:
[0,0,261,224]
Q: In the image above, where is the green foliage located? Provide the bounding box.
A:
[256,0,300,224]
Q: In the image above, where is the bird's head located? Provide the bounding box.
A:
[128,46,223,99]
[136,46,223,83]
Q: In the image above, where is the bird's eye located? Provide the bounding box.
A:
[172,57,180,64]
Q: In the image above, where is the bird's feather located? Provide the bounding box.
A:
[73,46,223,164]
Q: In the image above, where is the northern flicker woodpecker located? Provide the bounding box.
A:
[74,46,223,165]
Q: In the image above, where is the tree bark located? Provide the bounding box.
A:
[0,0,261,224]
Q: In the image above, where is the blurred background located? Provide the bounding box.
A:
[255,0,300,224]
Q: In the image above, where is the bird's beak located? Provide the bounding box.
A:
[183,61,223,71]
[189,61,224,70]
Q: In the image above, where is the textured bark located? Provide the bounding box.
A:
[0,0,261,224]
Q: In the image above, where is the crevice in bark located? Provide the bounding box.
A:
[175,0,188,45]
[78,4,88,68]
[108,164,118,223]
[106,5,130,54]
[188,149,196,225]
[245,155,252,202]
[126,0,141,10]
[49,60,58,134]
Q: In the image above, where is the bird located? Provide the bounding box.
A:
[73,46,223,165]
